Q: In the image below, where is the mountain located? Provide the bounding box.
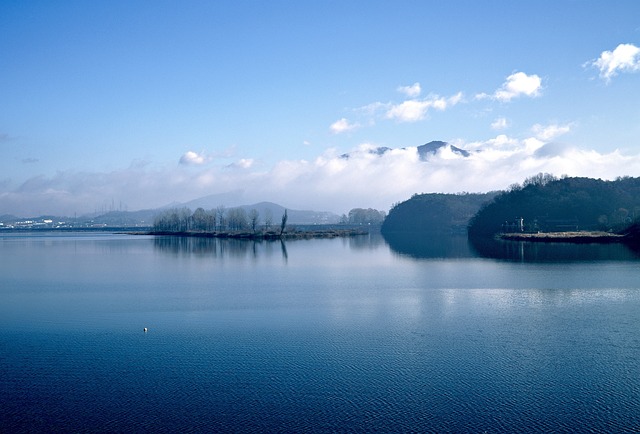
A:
[88,209,158,226]
[0,201,340,227]
[417,141,470,159]
[164,190,247,210]
[340,140,470,160]
[106,200,340,226]
[340,147,392,159]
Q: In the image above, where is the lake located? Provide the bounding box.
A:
[1,232,640,432]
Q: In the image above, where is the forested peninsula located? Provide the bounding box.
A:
[381,174,640,248]
[381,192,497,235]
[466,174,640,245]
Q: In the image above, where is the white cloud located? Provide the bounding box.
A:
[229,158,254,169]
[330,118,360,134]
[5,137,640,217]
[397,82,422,97]
[478,72,542,102]
[491,117,509,130]
[385,93,463,122]
[179,150,209,165]
[531,123,572,141]
[589,43,640,82]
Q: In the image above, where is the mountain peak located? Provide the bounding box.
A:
[417,141,470,159]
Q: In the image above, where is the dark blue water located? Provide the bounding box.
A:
[1,233,640,432]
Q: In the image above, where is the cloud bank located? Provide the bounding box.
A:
[3,128,640,217]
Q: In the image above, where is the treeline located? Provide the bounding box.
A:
[340,208,386,225]
[153,206,281,233]
[152,206,383,234]
[381,192,497,234]
[468,174,640,238]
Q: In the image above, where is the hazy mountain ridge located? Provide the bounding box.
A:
[0,201,340,227]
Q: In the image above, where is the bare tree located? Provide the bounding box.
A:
[264,208,273,230]
[280,209,288,236]
[249,209,260,233]
[206,209,216,231]
[192,207,207,231]
[227,207,248,231]
[216,205,226,231]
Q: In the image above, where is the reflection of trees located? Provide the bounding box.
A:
[153,236,291,261]
[468,236,640,262]
[153,234,387,260]
[154,236,253,258]
[348,232,387,250]
[383,232,475,259]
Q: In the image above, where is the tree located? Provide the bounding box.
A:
[347,208,386,225]
[216,205,226,231]
[280,209,288,236]
[226,207,248,231]
[264,208,273,230]
[249,209,260,233]
[523,172,557,188]
[192,207,208,231]
[206,209,216,231]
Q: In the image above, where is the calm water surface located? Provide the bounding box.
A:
[1,232,640,432]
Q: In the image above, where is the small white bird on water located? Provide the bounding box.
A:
[143,327,148,332]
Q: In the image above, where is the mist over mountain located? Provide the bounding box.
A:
[417,141,470,158]
[165,190,247,210]
[341,141,470,160]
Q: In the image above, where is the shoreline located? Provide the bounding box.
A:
[143,228,369,240]
[499,231,624,244]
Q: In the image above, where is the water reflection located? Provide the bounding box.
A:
[469,236,640,262]
[152,233,382,260]
[383,231,640,262]
[382,232,475,259]
[153,235,286,259]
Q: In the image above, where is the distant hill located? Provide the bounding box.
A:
[90,201,339,226]
[381,192,497,235]
[87,209,158,226]
[0,200,340,227]
[163,194,340,225]
[166,190,247,210]
[468,175,640,238]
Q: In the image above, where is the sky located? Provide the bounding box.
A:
[1,1,640,217]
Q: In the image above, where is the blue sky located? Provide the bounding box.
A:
[2,1,640,216]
